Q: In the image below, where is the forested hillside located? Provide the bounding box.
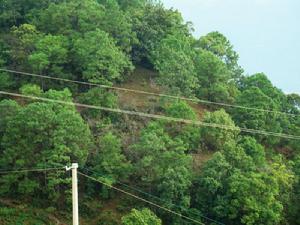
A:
[0,1,300,225]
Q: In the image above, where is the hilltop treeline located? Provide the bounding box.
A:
[0,1,300,224]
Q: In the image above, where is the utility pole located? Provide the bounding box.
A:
[66,163,79,225]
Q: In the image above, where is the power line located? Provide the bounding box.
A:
[0,91,299,140]
[78,171,205,225]
[0,167,65,174]
[82,167,224,225]
[1,68,298,117]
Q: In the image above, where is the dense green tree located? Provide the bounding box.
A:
[197,31,243,79]
[0,100,21,147]
[28,34,69,78]
[288,156,300,224]
[33,0,105,35]
[122,208,162,225]
[131,2,192,64]
[238,136,266,166]
[89,132,132,196]
[116,0,146,11]
[238,73,288,114]
[72,29,133,85]
[97,0,138,54]
[287,93,300,113]
[163,100,201,152]
[9,24,41,70]
[0,71,13,91]
[19,83,42,96]
[0,0,52,28]
[131,122,192,221]
[151,33,197,95]
[231,86,282,145]
[164,100,197,120]
[78,87,118,119]
[33,0,136,54]
[194,49,238,103]
[0,90,93,203]
[193,141,289,225]
[201,109,239,151]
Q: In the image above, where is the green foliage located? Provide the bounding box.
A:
[132,2,191,64]
[239,136,266,166]
[287,93,300,113]
[0,206,48,225]
[194,49,238,103]
[97,210,119,225]
[0,100,21,146]
[164,100,196,120]
[90,132,132,189]
[197,31,243,78]
[19,84,42,96]
[0,0,51,28]
[163,100,201,152]
[238,136,266,166]
[151,33,198,95]
[232,86,282,145]
[9,24,41,69]
[78,87,118,119]
[29,34,69,77]
[193,141,290,225]
[122,208,162,225]
[288,156,300,224]
[33,0,105,35]
[201,109,239,151]
[131,122,192,219]
[72,29,133,85]
[0,90,93,203]
[97,0,138,54]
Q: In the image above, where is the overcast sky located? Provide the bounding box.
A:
[162,0,300,94]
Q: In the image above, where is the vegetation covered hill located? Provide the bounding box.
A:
[0,0,300,224]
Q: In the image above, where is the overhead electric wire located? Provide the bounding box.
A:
[1,68,298,117]
[0,167,65,174]
[82,167,225,225]
[1,91,300,140]
[78,171,206,225]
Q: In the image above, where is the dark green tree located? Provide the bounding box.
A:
[231,86,282,145]
[28,34,69,79]
[201,109,239,151]
[0,89,93,204]
[192,140,290,225]
[163,100,201,152]
[197,31,243,79]
[131,2,192,64]
[151,33,197,96]
[33,0,105,35]
[131,122,192,223]
[78,87,118,119]
[89,132,132,197]
[288,156,300,224]
[72,29,133,85]
[238,136,266,166]
[194,49,238,103]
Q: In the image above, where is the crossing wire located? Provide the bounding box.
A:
[0,167,65,174]
[78,171,206,225]
[82,167,225,225]
[1,68,298,117]
[0,91,300,140]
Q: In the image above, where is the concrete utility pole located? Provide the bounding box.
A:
[66,163,79,225]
